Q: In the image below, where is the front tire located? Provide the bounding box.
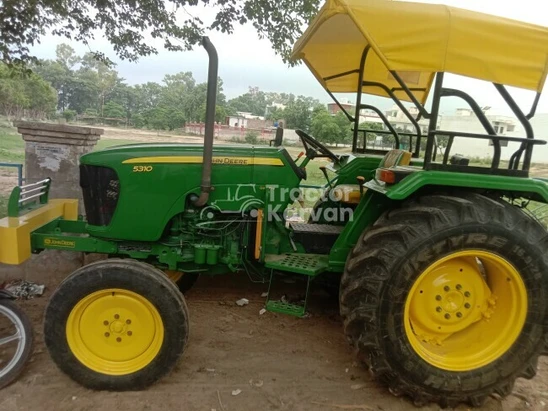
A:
[340,192,548,407]
[0,299,33,389]
[44,259,189,390]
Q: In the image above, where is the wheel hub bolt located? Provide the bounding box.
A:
[456,284,462,290]
[436,306,442,312]
[127,331,132,336]
[103,320,109,326]
[444,313,451,319]
[116,337,122,342]
[126,319,131,324]
[114,314,120,319]
[464,303,471,309]
[464,291,471,298]
[456,312,463,318]
[104,332,110,337]
[444,286,450,292]
[435,295,442,301]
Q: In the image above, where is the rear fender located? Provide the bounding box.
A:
[365,169,548,203]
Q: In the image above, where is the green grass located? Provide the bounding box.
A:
[0,127,25,163]
[0,123,140,163]
[95,139,141,150]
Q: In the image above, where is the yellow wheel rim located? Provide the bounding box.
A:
[66,288,164,375]
[404,250,527,371]
[165,270,183,283]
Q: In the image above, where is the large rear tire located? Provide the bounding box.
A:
[340,192,548,407]
[44,259,189,390]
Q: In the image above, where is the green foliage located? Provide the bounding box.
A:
[1,0,321,67]
[0,64,57,119]
[62,109,77,122]
[245,130,260,144]
[103,101,125,119]
[32,46,231,130]
[282,96,320,130]
[309,106,355,146]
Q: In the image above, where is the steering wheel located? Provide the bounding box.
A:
[295,129,339,164]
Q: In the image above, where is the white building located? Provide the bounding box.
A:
[381,105,548,163]
[226,111,265,128]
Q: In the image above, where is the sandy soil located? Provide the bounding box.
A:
[1,128,548,410]
[0,266,546,411]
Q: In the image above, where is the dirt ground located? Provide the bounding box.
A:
[0,263,546,411]
[2,127,548,410]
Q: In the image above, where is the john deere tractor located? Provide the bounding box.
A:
[2,0,548,407]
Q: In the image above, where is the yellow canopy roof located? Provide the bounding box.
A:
[291,0,548,104]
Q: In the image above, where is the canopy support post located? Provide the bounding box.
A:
[424,72,444,169]
[527,92,541,120]
[440,88,501,169]
[389,70,431,119]
[352,46,370,153]
[362,81,423,157]
[326,90,355,122]
[494,83,535,171]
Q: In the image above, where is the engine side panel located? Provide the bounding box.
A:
[79,144,301,241]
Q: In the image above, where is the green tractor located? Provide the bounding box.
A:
[2,0,548,407]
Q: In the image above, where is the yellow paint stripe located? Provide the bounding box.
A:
[122,156,284,166]
[255,209,264,260]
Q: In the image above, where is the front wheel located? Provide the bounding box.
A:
[45,259,189,390]
[340,192,548,407]
[0,298,33,389]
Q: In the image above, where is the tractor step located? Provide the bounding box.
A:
[265,300,306,317]
[289,223,343,254]
[264,253,329,276]
[264,253,328,317]
[289,222,344,235]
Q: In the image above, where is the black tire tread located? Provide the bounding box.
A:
[44,259,189,390]
[0,299,33,389]
[340,191,548,407]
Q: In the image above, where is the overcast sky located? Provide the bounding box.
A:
[31,0,548,115]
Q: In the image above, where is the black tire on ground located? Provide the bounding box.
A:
[175,273,200,294]
[0,299,34,389]
[44,259,189,391]
[340,192,548,408]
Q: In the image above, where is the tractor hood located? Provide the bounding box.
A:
[79,143,302,241]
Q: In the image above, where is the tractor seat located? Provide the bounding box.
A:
[331,184,362,204]
[331,149,412,205]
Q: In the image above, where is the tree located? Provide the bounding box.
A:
[0,64,57,119]
[283,96,320,131]
[1,0,321,67]
[102,101,125,119]
[62,109,76,122]
[228,87,261,116]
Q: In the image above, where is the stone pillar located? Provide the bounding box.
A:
[13,121,103,213]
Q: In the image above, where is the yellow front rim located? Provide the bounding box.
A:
[404,250,527,371]
[66,288,164,375]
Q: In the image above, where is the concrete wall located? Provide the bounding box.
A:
[0,122,104,282]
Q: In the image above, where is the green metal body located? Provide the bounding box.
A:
[22,142,548,316]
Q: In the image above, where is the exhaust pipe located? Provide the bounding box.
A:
[193,36,218,207]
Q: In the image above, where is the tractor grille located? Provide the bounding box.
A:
[80,165,120,226]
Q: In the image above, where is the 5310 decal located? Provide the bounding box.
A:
[132,165,153,172]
